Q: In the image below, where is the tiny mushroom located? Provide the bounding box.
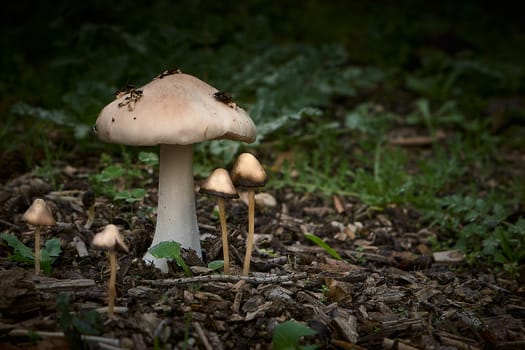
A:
[199,168,239,275]
[82,188,96,229]
[230,153,268,275]
[92,224,129,317]
[22,198,56,274]
[95,71,256,273]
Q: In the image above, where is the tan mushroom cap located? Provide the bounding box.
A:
[92,224,129,253]
[200,168,239,199]
[22,198,56,226]
[95,73,256,146]
[231,153,268,188]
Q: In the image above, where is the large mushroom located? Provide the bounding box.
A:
[95,71,256,272]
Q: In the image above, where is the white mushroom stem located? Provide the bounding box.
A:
[143,144,201,273]
[108,250,116,317]
[217,198,230,275]
[242,190,256,275]
[34,227,41,275]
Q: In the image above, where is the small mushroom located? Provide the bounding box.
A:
[92,224,129,317]
[82,189,96,229]
[231,153,268,275]
[199,168,239,275]
[22,198,56,274]
[95,72,256,273]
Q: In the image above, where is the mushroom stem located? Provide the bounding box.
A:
[242,190,255,275]
[34,227,41,275]
[143,144,201,273]
[108,250,116,317]
[84,206,95,229]
[217,198,230,275]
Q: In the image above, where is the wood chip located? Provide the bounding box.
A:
[35,278,96,291]
[73,236,89,257]
[433,250,464,263]
[333,195,345,214]
[332,315,359,343]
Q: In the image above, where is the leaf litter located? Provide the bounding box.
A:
[0,165,524,349]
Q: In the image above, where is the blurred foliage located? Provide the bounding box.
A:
[57,292,101,349]
[1,0,524,272]
[272,320,318,350]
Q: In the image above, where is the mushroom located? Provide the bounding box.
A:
[95,72,256,273]
[22,198,56,274]
[82,189,96,229]
[91,224,129,317]
[230,153,267,275]
[199,168,239,275]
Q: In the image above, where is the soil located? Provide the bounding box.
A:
[0,158,524,350]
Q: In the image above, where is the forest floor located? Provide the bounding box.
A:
[0,155,524,350]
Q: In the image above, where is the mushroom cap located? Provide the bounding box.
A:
[231,153,268,188]
[200,168,239,199]
[92,224,129,253]
[22,198,56,226]
[95,73,256,146]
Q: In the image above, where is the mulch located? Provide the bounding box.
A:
[0,165,524,349]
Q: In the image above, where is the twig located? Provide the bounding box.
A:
[0,218,20,230]
[141,272,308,286]
[193,322,213,350]
[9,328,120,346]
[496,340,525,349]
[96,306,128,314]
[35,278,95,291]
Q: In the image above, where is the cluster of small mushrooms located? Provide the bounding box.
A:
[95,69,261,274]
[200,152,267,275]
[22,198,127,316]
[17,70,264,317]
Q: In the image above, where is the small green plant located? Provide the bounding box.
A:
[417,188,525,274]
[272,320,318,350]
[90,151,157,203]
[259,248,279,258]
[319,284,329,303]
[482,218,525,275]
[304,233,342,260]
[0,233,61,275]
[355,245,366,265]
[113,188,147,203]
[149,241,192,276]
[57,292,101,349]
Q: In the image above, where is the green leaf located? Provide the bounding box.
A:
[272,321,317,350]
[149,241,181,259]
[149,241,192,276]
[138,151,159,166]
[95,165,126,182]
[0,234,62,275]
[57,292,101,348]
[0,233,34,263]
[40,249,52,275]
[45,238,62,260]
[304,233,342,260]
[114,188,146,203]
[72,311,101,335]
[40,238,62,275]
[207,260,224,271]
